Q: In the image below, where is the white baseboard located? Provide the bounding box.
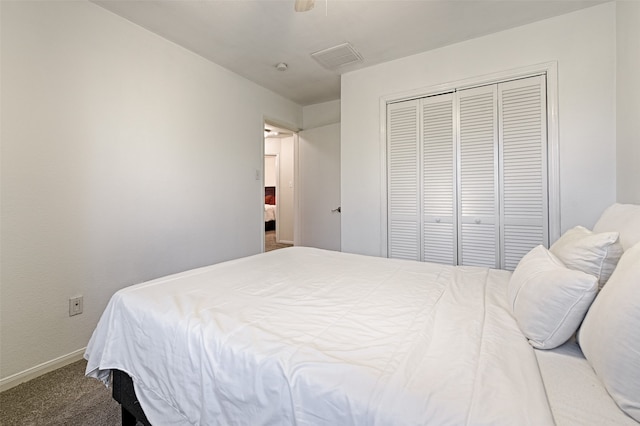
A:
[0,347,86,393]
[278,240,294,245]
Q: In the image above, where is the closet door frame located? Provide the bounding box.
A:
[379,61,560,258]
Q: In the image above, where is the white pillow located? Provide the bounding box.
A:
[550,225,623,288]
[593,203,640,251]
[508,245,598,350]
[579,242,640,422]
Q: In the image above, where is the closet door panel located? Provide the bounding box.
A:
[422,94,456,264]
[499,76,548,270]
[386,75,550,267]
[423,223,455,264]
[388,100,420,260]
[457,85,499,268]
[390,222,420,259]
[503,224,545,269]
[460,223,497,267]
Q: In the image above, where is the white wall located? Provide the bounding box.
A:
[265,138,282,157]
[264,156,277,187]
[302,100,340,130]
[341,3,617,256]
[0,1,301,385]
[616,1,640,204]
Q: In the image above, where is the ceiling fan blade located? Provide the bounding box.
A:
[294,0,315,12]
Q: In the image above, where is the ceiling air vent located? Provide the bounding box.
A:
[311,42,363,70]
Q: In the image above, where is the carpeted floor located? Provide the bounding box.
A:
[2,240,290,426]
[265,230,292,251]
[0,359,121,426]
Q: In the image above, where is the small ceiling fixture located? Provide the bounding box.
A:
[264,128,280,137]
[275,62,288,72]
[265,126,292,139]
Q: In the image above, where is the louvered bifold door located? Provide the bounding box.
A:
[422,94,456,265]
[388,100,420,260]
[499,75,549,270]
[457,85,499,268]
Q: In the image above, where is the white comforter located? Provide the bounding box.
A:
[85,247,554,425]
[264,203,276,222]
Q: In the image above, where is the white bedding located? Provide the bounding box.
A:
[264,203,276,222]
[535,339,638,425]
[85,247,554,425]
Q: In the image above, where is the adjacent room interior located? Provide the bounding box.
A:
[264,123,295,252]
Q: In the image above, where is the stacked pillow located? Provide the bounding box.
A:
[507,202,640,422]
[549,225,623,288]
[579,242,640,422]
[593,203,640,251]
[508,225,623,350]
[507,245,598,349]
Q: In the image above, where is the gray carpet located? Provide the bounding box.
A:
[0,359,121,426]
[265,230,292,252]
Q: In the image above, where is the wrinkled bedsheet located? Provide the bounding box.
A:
[85,247,553,425]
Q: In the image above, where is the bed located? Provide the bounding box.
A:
[265,186,276,231]
[85,203,640,425]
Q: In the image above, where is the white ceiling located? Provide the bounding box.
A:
[93,0,603,106]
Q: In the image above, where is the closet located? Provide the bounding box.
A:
[387,75,548,270]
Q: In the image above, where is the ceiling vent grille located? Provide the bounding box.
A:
[311,43,363,70]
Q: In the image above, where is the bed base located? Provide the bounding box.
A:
[112,369,152,426]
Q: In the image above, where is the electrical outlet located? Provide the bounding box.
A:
[69,296,83,316]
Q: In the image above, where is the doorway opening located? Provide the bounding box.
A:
[264,122,295,252]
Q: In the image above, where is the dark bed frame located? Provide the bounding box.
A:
[112,369,152,426]
[265,220,276,231]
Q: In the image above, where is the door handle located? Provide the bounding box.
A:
[332,207,341,213]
